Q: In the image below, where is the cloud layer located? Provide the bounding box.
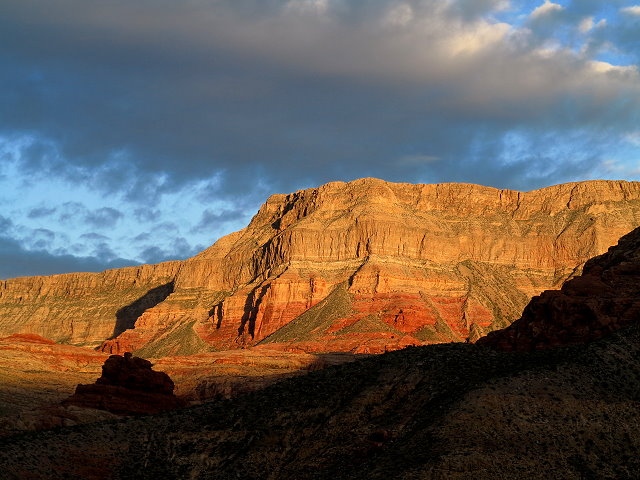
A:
[1,0,640,277]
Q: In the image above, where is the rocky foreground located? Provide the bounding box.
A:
[2,179,640,355]
[2,325,638,479]
[0,333,356,436]
[2,227,640,479]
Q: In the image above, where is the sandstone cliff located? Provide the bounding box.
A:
[478,225,640,351]
[2,178,640,354]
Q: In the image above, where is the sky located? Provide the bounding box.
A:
[1,0,640,279]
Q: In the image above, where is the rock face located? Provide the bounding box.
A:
[0,264,179,347]
[3,178,640,354]
[478,225,640,351]
[64,352,186,415]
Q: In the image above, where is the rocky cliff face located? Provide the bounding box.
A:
[478,225,640,351]
[0,263,179,347]
[3,178,640,354]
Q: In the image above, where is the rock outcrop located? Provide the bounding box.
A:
[3,178,640,354]
[63,353,186,415]
[478,225,640,351]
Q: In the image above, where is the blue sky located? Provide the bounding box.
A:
[1,0,640,278]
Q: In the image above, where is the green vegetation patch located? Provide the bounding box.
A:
[336,314,402,336]
[134,321,210,358]
[259,283,353,344]
[413,325,440,342]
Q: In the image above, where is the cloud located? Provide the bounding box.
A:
[133,207,161,223]
[530,1,564,20]
[138,237,203,264]
[58,202,88,223]
[620,6,640,15]
[79,232,111,242]
[84,207,123,229]
[28,206,57,219]
[0,215,13,231]
[190,207,250,234]
[1,0,638,202]
[579,16,595,33]
[0,235,137,280]
[1,0,640,277]
[56,203,123,229]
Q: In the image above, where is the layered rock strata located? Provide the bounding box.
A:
[3,179,640,354]
[479,225,640,351]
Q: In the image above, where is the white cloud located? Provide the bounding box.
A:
[620,6,640,16]
[588,60,638,76]
[578,16,594,33]
[444,20,511,56]
[531,1,563,19]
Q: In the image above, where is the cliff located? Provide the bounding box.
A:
[3,178,640,354]
[478,225,640,351]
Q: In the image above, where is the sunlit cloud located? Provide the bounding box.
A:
[530,1,563,19]
[620,5,640,16]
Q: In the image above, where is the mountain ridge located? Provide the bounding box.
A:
[2,178,640,354]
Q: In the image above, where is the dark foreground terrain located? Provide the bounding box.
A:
[1,322,639,479]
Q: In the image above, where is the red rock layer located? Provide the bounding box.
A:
[478,226,640,351]
[3,178,640,354]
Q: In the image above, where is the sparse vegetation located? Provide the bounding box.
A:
[3,324,640,479]
[259,283,352,344]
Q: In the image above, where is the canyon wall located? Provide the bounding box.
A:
[2,178,640,354]
[479,225,640,351]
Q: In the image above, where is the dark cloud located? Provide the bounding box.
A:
[133,207,161,223]
[57,203,123,229]
[79,232,111,241]
[138,237,203,264]
[0,235,137,280]
[0,215,13,231]
[190,207,250,234]
[0,1,639,278]
[1,0,638,205]
[28,206,57,219]
[84,207,123,229]
[132,232,151,243]
[29,228,56,250]
[58,202,87,223]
